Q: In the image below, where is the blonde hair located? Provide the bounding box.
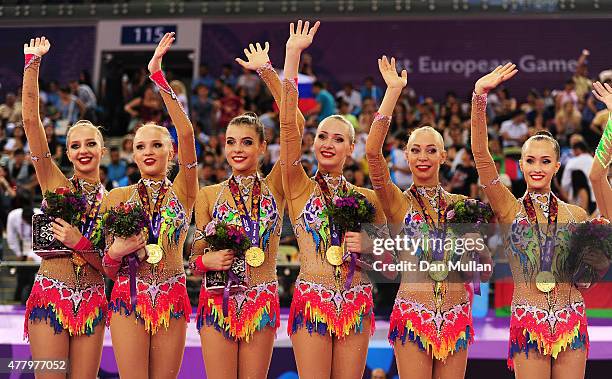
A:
[406,126,445,150]
[66,120,105,148]
[170,80,187,96]
[135,123,175,172]
[319,115,355,143]
[521,130,560,161]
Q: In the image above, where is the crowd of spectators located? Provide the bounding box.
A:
[1,49,611,303]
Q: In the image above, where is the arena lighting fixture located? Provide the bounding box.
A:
[371,0,378,12]
[90,4,96,16]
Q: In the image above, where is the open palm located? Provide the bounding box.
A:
[148,32,175,73]
[475,63,518,94]
[286,20,320,52]
[378,56,407,89]
[235,42,270,70]
[593,81,612,111]
[24,37,50,57]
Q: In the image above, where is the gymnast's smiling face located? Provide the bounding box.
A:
[405,127,446,187]
[313,116,355,174]
[66,124,105,177]
[224,122,266,176]
[133,124,174,179]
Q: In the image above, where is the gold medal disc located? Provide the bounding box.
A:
[536,271,556,293]
[246,247,265,267]
[146,244,164,264]
[326,246,344,266]
[429,260,449,282]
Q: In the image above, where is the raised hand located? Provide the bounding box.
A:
[148,32,175,73]
[286,20,320,52]
[378,56,407,90]
[474,62,518,95]
[592,81,612,111]
[235,42,271,70]
[24,36,50,57]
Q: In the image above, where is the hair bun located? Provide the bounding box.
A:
[535,130,553,138]
[243,111,259,119]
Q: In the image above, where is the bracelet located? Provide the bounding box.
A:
[472,91,487,113]
[30,151,52,163]
[373,112,392,123]
[480,177,501,189]
[24,53,40,70]
[284,78,298,93]
[179,160,198,170]
[149,70,187,115]
[255,61,274,77]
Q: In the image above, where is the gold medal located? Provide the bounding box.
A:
[245,247,265,267]
[429,260,449,282]
[146,244,164,264]
[536,271,556,293]
[326,246,344,266]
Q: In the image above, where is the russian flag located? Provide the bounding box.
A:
[277,70,318,114]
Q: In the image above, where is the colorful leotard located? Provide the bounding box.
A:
[103,69,198,335]
[104,178,194,334]
[22,54,107,339]
[191,174,282,341]
[366,113,474,361]
[471,92,590,369]
[189,63,305,342]
[280,78,387,338]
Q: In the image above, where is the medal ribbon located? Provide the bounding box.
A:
[315,172,359,289]
[523,193,558,273]
[138,180,169,245]
[71,177,104,240]
[228,175,261,248]
[314,172,347,248]
[409,185,448,261]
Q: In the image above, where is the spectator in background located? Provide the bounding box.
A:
[219,63,237,88]
[360,76,382,105]
[556,79,579,109]
[573,49,592,100]
[0,164,17,230]
[237,66,261,100]
[191,84,216,136]
[449,148,479,198]
[299,52,316,78]
[192,64,215,90]
[554,100,582,142]
[389,131,412,189]
[308,81,336,122]
[7,191,39,304]
[43,124,67,168]
[499,110,529,147]
[98,165,113,191]
[561,140,594,201]
[526,97,554,128]
[123,83,164,130]
[4,125,29,154]
[336,83,362,114]
[45,80,61,109]
[570,170,597,216]
[7,148,35,190]
[216,83,243,131]
[0,92,22,125]
[359,98,376,132]
[338,100,359,130]
[69,79,97,121]
[170,80,189,114]
[107,146,127,187]
[119,135,134,163]
[56,86,85,134]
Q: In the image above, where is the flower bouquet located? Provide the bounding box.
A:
[203,220,251,315]
[324,188,376,289]
[446,199,495,295]
[567,217,612,285]
[103,203,148,305]
[32,187,88,259]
